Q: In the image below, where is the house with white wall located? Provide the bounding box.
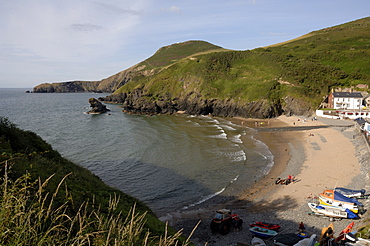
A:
[328,92,363,110]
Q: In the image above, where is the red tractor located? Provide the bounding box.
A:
[210,209,243,235]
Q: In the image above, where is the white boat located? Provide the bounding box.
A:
[251,237,266,246]
[307,203,348,218]
[334,187,366,199]
[319,189,364,214]
[293,234,317,246]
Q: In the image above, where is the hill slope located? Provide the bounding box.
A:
[33,41,224,93]
[100,17,369,118]
[33,17,370,118]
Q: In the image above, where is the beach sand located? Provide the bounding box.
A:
[171,115,370,246]
[238,115,360,208]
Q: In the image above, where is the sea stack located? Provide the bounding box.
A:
[86,98,110,114]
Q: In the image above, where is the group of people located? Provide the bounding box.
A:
[275,175,296,185]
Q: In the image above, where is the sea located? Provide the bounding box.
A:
[0,88,274,218]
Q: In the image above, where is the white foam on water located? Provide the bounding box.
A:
[209,132,227,139]
[182,187,226,210]
[181,174,240,210]
[250,135,274,176]
[220,124,237,131]
[230,133,243,143]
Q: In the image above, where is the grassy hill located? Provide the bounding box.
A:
[137,40,225,70]
[0,117,191,245]
[33,41,223,93]
[111,17,369,116]
[33,17,370,117]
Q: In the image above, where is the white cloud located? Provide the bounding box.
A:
[0,0,369,87]
[94,2,142,15]
[70,23,103,32]
[0,0,146,63]
[159,6,181,14]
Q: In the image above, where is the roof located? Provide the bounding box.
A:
[332,92,363,98]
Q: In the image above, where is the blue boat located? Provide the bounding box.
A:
[249,226,278,238]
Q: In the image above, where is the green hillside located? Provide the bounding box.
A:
[113,17,370,116]
[0,117,190,245]
[138,40,225,70]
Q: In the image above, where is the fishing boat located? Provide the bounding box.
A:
[334,187,366,199]
[249,226,278,238]
[249,221,281,231]
[307,203,359,219]
[319,189,364,214]
[251,237,266,246]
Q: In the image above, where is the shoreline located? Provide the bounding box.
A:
[228,117,301,203]
[172,115,370,246]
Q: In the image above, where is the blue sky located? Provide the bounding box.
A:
[0,0,368,88]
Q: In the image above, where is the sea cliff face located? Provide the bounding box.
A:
[100,90,312,118]
[33,64,155,93]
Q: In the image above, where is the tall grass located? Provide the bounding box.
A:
[0,160,197,246]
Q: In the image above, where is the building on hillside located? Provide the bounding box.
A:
[328,92,363,110]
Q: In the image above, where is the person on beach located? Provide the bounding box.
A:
[299,222,305,232]
[288,175,295,183]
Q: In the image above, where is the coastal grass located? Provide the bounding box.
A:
[0,160,196,245]
[0,117,194,245]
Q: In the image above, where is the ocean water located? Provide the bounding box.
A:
[0,88,273,217]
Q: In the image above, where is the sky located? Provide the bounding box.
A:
[0,0,369,88]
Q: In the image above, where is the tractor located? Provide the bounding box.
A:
[210,209,243,235]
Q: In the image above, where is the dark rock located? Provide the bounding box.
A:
[86,98,110,114]
[98,88,309,118]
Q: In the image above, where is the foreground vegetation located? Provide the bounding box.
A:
[0,117,194,245]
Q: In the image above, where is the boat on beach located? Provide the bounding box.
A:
[294,234,317,246]
[334,187,367,199]
[249,221,281,231]
[318,223,334,244]
[251,237,266,246]
[307,203,359,219]
[319,189,364,214]
[249,226,278,238]
[274,233,304,246]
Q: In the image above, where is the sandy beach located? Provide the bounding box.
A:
[239,115,360,207]
[171,115,370,246]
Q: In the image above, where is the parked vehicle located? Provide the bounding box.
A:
[210,209,243,235]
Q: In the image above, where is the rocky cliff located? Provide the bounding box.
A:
[100,89,312,118]
[33,64,156,93]
[86,98,110,114]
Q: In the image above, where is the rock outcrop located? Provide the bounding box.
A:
[33,65,156,93]
[86,98,110,114]
[100,89,313,118]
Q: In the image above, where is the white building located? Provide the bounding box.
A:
[328,92,363,110]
